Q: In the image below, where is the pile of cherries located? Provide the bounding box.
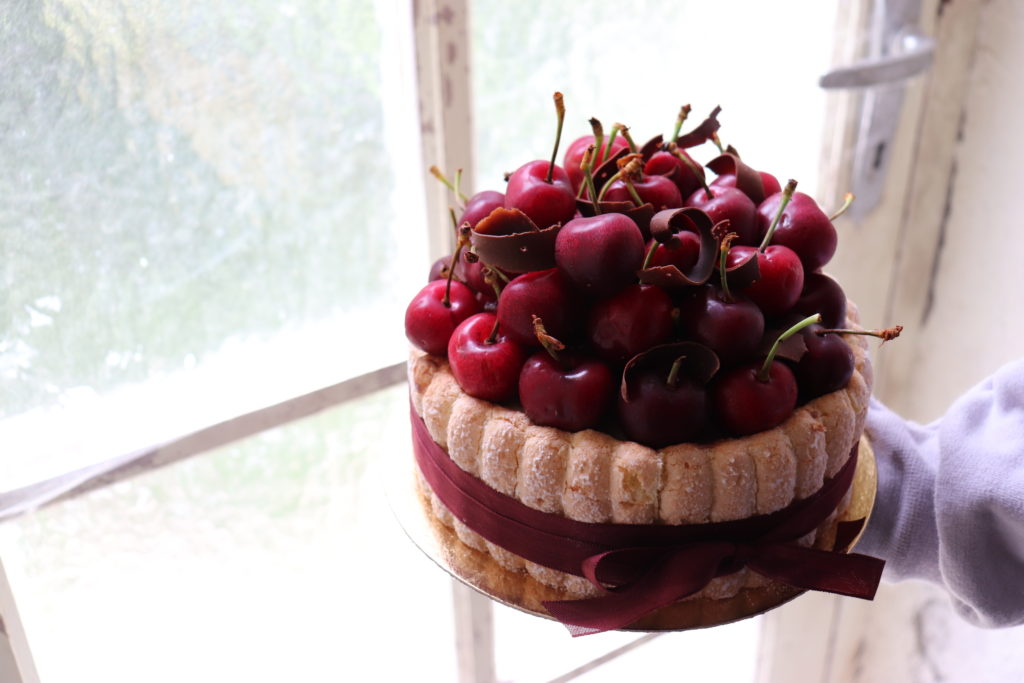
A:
[406,94,897,448]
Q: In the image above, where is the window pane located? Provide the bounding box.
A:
[0,2,426,484]
[471,0,836,200]
[0,385,456,683]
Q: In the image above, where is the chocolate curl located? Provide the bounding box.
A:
[575,199,656,242]
[714,220,761,290]
[591,146,630,193]
[621,342,719,402]
[637,208,718,290]
[471,207,561,273]
[674,105,722,149]
[707,152,767,204]
[639,134,664,162]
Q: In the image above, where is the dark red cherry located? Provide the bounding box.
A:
[644,149,704,197]
[496,268,580,348]
[727,245,804,316]
[504,161,576,230]
[793,273,847,328]
[519,352,614,431]
[677,285,764,366]
[618,369,708,448]
[711,171,782,200]
[756,191,837,272]
[555,213,645,297]
[647,230,701,272]
[563,134,630,192]
[459,190,505,228]
[792,326,855,400]
[713,360,797,436]
[587,284,674,363]
[603,174,683,211]
[686,185,758,246]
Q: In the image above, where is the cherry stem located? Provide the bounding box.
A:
[589,117,604,162]
[817,325,903,342]
[758,179,798,252]
[758,313,821,382]
[604,123,621,159]
[581,145,602,215]
[828,192,856,221]
[430,166,468,206]
[717,229,737,303]
[547,92,566,184]
[666,354,686,388]
[532,315,567,365]
[617,124,638,154]
[641,240,660,271]
[443,212,470,307]
[671,105,691,142]
[669,142,711,199]
[710,131,725,154]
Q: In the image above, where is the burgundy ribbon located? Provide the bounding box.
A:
[411,404,884,635]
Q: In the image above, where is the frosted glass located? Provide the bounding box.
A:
[0,1,426,480]
[0,385,457,683]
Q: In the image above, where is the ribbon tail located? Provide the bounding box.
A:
[749,542,885,600]
[543,542,735,636]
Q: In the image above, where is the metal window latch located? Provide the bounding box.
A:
[819,0,935,219]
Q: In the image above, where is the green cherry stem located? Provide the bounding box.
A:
[641,239,660,271]
[454,168,468,204]
[758,179,798,253]
[710,131,726,154]
[547,92,566,184]
[671,105,691,142]
[758,313,821,382]
[817,325,903,342]
[666,354,687,388]
[430,166,468,207]
[618,124,638,154]
[581,145,602,215]
[604,123,621,159]
[828,192,856,221]
[443,215,471,307]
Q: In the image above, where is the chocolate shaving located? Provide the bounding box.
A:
[707,153,766,204]
[674,105,722,149]
[621,342,720,402]
[471,207,561,273]
[591,147,630,194]
[639,134,664,161]
[638,208,718,290]
[759,326,809,363]
[724,247,761,291]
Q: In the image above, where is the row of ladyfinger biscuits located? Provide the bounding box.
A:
[409,311,871,598]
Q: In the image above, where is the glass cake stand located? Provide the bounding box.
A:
[387,435,877,632]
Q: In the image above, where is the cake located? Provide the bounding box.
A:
[404,100,889,632]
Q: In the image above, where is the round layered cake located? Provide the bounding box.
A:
[404,100,888,629]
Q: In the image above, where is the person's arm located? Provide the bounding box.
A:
[858,358,1024,627]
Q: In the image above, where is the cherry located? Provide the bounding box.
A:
[618,355,708,448]
[497,268,580,348]
[447,312,527,403]
[428,254,455,282]
[793,272,847,328]
[727,179,804,316]
[712,314,820,435]
[563,119,630,193]
[711,170,782,199]
[555,213,645,297]
[685,185,758,246]
[647,230,701,272]
[792,323,855,401]
[603,173,682,211]
[518,317,614,431]
[405,279,480,356]
[756,191,837,272]
[645,148,704,198]
[678,284,764,366]
[727,244,803,316]
[459,190,505,228]
[504,93,576,229]
[587,284,674,363]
